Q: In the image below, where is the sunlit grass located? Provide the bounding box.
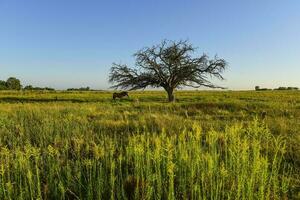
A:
[0,90,299,199]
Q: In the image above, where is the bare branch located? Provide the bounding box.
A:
[108,40,228,101]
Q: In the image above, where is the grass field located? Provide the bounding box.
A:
[0,90,299,199]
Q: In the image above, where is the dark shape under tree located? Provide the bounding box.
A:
[109,40,227,102]
[113,91,129,100]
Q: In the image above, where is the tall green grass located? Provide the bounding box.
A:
[0,120,293,199]
[0,90,298,199]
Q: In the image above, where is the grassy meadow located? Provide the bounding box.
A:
[0,90,299,199]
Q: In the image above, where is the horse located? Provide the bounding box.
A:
[113,91,129,100]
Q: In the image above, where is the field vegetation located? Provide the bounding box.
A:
[0,90,299,199]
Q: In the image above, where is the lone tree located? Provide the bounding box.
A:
[109,40,227,102]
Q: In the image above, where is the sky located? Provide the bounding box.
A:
[0,0,299,90]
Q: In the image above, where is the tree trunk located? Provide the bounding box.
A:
[166,88,175,102]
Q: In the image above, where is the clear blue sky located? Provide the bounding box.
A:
[0,0,299,90]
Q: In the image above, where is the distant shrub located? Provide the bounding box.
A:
[287,87,299,90]
[24,85,55,91]
[256,85,298,91]
[277,87,288,90]
[67,87,90,91]
[255,86,271,91]
[274,86,299,91]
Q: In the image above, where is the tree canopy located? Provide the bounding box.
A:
[6,77,22,90]
[109,40,227,101]
[0,77,22,90]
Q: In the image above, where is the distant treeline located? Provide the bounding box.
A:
[24,85,55,91]
[0,77,91,91]
[67,87,90,91]
[255,86,299,91]
[0,77,55,91]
